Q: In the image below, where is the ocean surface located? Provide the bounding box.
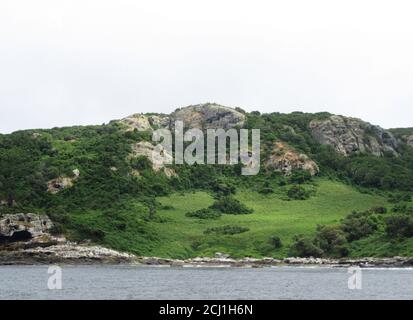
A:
[0,265,412,300]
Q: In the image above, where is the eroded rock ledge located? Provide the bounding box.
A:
[135,256,413,268]
[0,244,136,265]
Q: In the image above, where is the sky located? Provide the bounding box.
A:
[0,0,412,133]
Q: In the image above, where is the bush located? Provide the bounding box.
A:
[270,235,282,249]
[210,196,253,215]
[388,193,412,204]
[287,185,311,200]
[204,225,250,235]
[186,208,221,219]
[212,182,236,197]
[341,210,379,242]
[289,169,313,184]
[315,225,349,257]
[385,214,413,238]
[371,206,388,214]
[392,204,413,214]
[289,235,323,257]
[258,187,274,195]
[130,156,152,171]
[161,205,175,210]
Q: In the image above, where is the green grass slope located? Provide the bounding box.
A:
[139,179,387,258]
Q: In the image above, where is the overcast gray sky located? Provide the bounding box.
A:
[1,0,412,133]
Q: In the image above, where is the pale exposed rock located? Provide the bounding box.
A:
[72,168,80,178]
[215,252,230,259]
[47,169,80,194]
[0,244,137,265]
[171,103,245,130]
[405,135,413,147]
[120,113,170,131]
[148,115,170,129]
[163,167,177,178]
[0,213,53,242]
[129,141,173,171]
[25,244,135,261]
[131,169,140,177]
[265,141,319,176]
[120,113,152,131]
[309,115,398,156]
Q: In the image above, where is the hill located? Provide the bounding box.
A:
[0,103,412,258]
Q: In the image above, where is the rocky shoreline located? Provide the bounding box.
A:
[135,255,413,268]
[1,213,412,268]
[1,245,413,268]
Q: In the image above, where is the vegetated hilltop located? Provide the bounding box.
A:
[0,103,412,259]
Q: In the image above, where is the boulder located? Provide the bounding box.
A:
[0,213,53,243]
[309,115,398,156]
[265,141,319,176]
[171,103,245,130]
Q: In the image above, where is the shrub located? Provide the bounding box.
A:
[289,169,313,184]
[204,225,250,235]
[341,211,379,242]
[315,225,349,257]
[287,185,311,200]
[371,206,388,214]
[212,182,236,197]
[385,214,413,238]
[210,196,253,215]
[388,193,412,204]
[289,235,323,257]
[258,187,274,195]
[270,235,283,249]
[130,156,152,171]
[186,208,221,219]
[392,204,413,214]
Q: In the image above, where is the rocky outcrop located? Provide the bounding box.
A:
[309,115,398,156]
[265,142,319,176]
[405,135,413,147]
[120,114,170,131]
[171,103,245,130]
[0,213,136,265]
[0,244,137,265]
[0,213,53,243]
[47,169,80,194]
[129,141,175,176]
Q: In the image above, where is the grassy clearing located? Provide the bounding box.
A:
[142,179,387,259]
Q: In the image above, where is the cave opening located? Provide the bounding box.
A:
[0,230,32,244]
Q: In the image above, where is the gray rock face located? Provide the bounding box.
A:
[129,141,173,171]
[120,114,170,131]
[265,142,319,176]
[0,213,53,242]
[171,103,245,130]
[309,115,398,156]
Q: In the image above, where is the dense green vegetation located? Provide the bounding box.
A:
[0,110,412,258]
